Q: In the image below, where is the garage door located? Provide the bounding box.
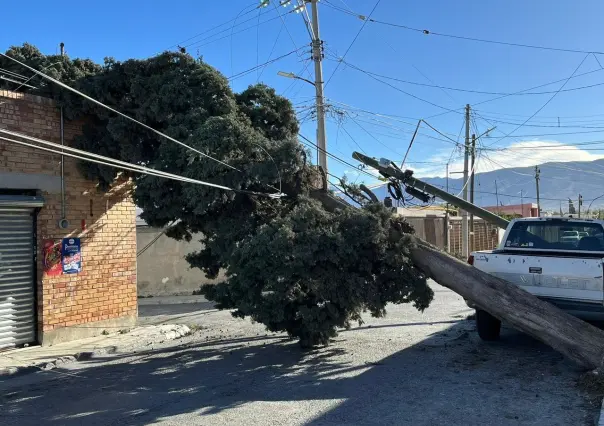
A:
[0,203,37,349]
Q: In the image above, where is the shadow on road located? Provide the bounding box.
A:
[0,319,594,425]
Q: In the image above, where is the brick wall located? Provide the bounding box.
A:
[0,89,137,345]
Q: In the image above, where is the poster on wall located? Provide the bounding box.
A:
[42,239,62,277]
[61,238,82,274]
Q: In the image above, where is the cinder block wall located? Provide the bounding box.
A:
[0,90,137,345]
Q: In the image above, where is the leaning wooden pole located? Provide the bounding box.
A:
[409,239,604,370]
[309,177,604,370]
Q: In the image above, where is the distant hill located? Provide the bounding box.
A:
[369,159,604,212]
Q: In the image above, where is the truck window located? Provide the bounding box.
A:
[504,221,604,251]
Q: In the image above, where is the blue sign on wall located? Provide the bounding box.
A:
[62,238,82,274]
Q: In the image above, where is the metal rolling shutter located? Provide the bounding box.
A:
[0,203,37,349]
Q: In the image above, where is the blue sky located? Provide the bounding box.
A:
[4,0,604,191]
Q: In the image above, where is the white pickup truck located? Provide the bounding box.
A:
[468,217,604,341]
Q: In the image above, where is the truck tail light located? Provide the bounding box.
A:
[467,255,474,266]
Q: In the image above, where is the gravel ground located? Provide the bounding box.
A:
[0,283,598,425]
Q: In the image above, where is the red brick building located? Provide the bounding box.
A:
[483,203,539,218]
[0,89,137,348]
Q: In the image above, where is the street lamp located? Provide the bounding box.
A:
[587,193,604,218]
[277,71,315,87]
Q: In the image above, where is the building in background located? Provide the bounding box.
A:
[483,203,539,218]
[0,89,137,349]
[136,209,223,297]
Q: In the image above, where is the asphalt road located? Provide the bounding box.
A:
[0,283,597,425]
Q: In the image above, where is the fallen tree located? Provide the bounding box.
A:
[10,44,604,365]
[2,44,434,348]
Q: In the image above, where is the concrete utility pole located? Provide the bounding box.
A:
[462,104,471,258]
[445,162,450,253]
[535,166,541,217]
[309,0,328,174]
[579,194,583,218]
[469,133,476,252]
[495,179,500,215]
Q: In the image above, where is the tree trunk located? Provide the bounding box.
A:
[410,238,604,370]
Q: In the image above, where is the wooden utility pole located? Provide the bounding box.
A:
[535,166,541,217]
[579,194,583,218]
[469,134,476,252]
[462,104,471,258]
[409,242,604,369]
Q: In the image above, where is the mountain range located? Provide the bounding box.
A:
[368,158,604,212]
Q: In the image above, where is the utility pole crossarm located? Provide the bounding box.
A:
[352,152,510,230]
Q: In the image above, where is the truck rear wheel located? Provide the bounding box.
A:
[476,309,501,341]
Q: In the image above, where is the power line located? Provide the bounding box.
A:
[420,119,460,145]
[337,58,604,97]
[474,114,604,130]
[325,3,604,55]
[345,112,405,157]
[0,132,225,193]
[332,115,458,145]
[324,0,382,88]
[1,52,238,171]
[332,56,464,115]
[0,129,285,198]
[228,48,306,81]
[340,125,368,154]
[298,133,377,179]
[184,10,292,50]
[272,0,314,81]
[257,4,287,81]
[167,3,258,50]
[485,53,591,147]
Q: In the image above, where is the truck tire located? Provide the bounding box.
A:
[476,309,501,341]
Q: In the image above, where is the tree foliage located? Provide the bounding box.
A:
[3,44,433,347]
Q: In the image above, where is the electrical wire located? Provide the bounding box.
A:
[273,0,314,80]
[0,52,238,171]
[333,57,464,115]
[336,58,604,97]
[137,222,176,257]
[298,133,377,179]
[257,9,286,81]
[325,3,604,55]
[0,129,285,198]
[340,125,368,154]
[167,3,258,50]
[324,0,382,88]
[345,112,405,157]
[0,75,37,89]
[340,115,459,145]
[228,48,306,81]
[485,53,591,147]
[184,11,292,50]
[0,67,28,80]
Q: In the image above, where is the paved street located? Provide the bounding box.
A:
[0,283,597,425]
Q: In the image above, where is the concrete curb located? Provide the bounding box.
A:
[0,355,81,378]
[0,324,191,379]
